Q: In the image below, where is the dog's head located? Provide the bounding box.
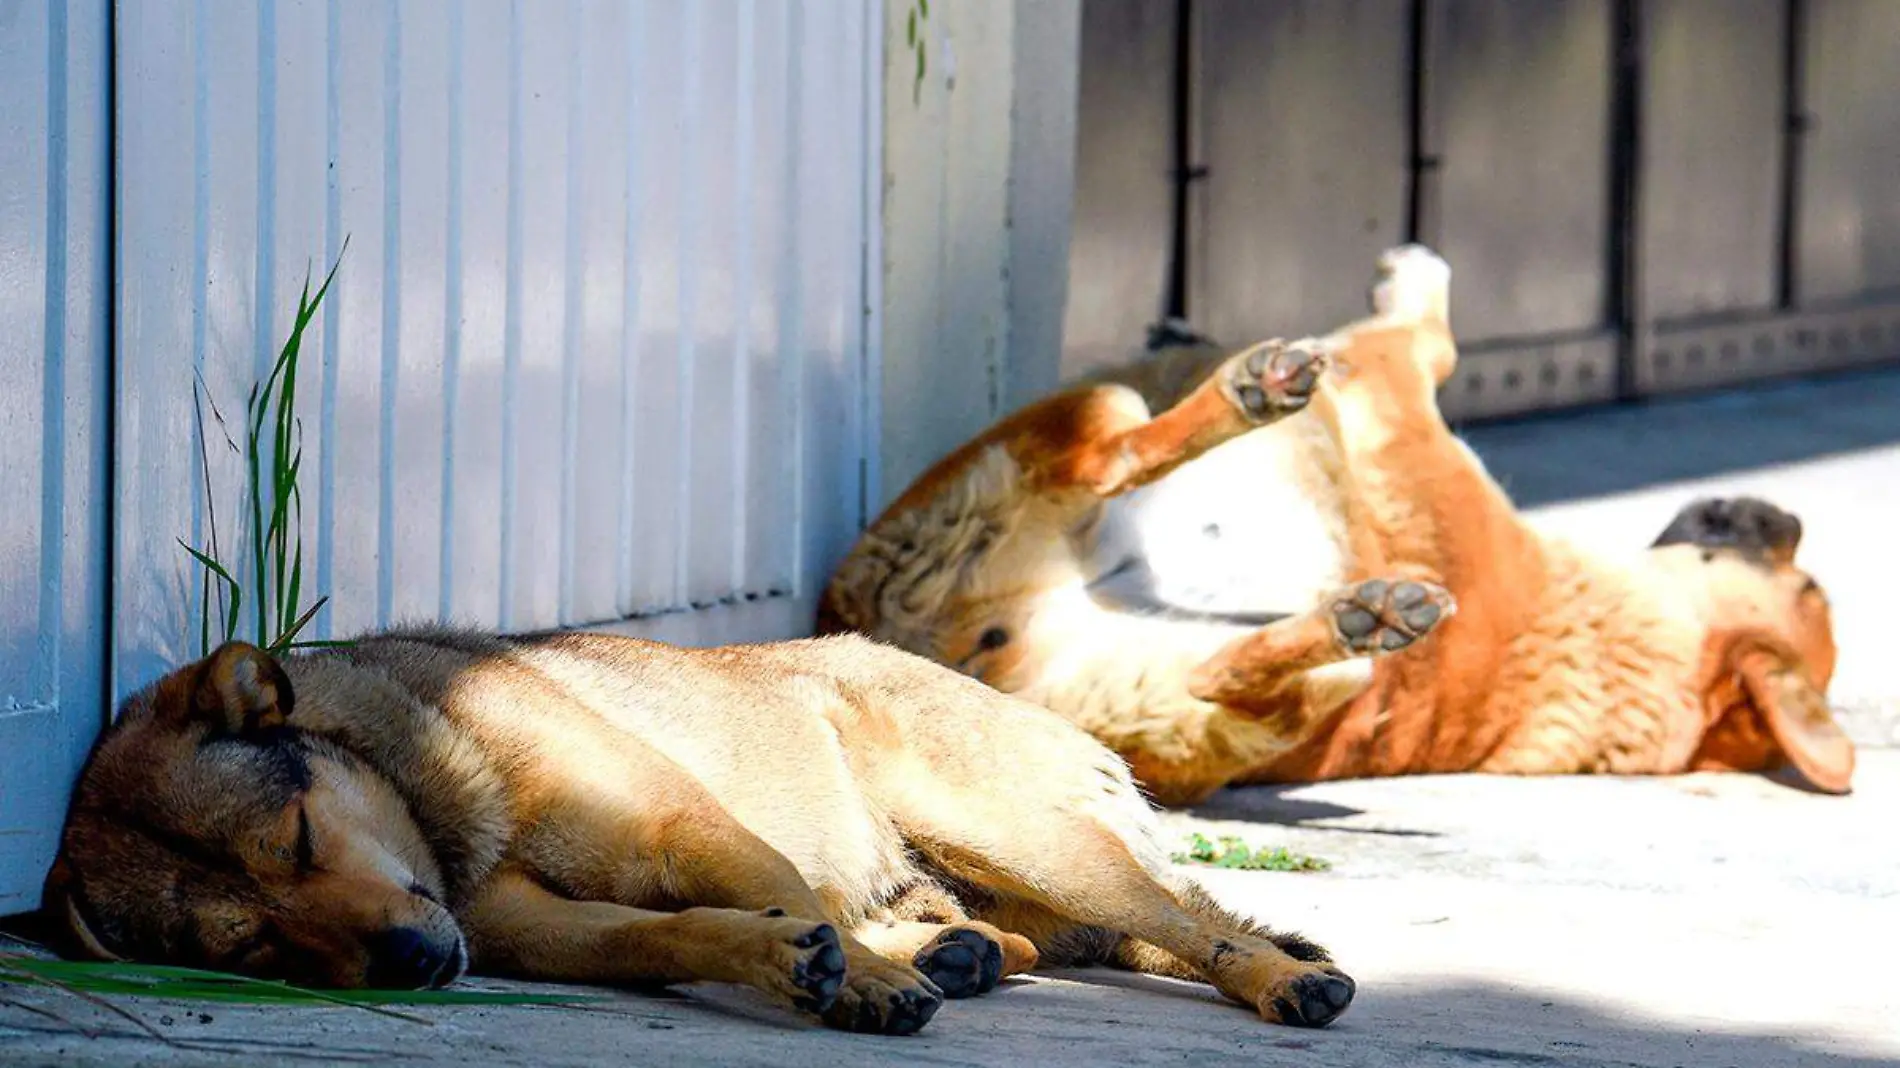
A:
[1648,497,1851,793]
[43,642,467,988]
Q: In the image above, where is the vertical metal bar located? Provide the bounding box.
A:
[317,0,342,639]
[780,0,806,588]
[729,0,756,593]
[1162,0,1193,323]
[672,0,704,606]
[254,0,277,385]
[558,0,586,624]
[498,0,524,628]
[1607,0,1643,401]
[852,0,877,536]
[41,0,72,700]
[103,0,119,720]
[376,2,402,626]
[438,0,465,621]
[1404,0,1429,244]
[189,0,211,562]
[615,0,644,616]
[1776,0,1806,311]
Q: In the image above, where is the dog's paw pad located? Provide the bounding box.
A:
[787,924,846,1013]
[1267,968,1356,1028]
[914,927,1005,999]
[1229,340,1328,422]
[827,971,943,1036]
[1328,578,1455,656]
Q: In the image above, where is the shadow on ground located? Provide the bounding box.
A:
[1,972,1891,1068]
[1456,366,1900,507]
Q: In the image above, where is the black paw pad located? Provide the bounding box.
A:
[790,935,847,1013]
[916,928,1004,999]
[1331,578,1454,656]
[1276,970,1355,1028]
[1230,342,1325,421]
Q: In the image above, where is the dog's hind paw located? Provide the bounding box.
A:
[823,951,943,1036]
[1264,966,1357,1028]
[1369,244,1450,323]
[1328,578,1455,656]
[1225,339,1328,423]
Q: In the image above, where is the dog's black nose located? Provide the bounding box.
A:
[365,927,457,989]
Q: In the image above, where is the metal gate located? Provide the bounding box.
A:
[1,0,879,912]
[0,0,112,918]
[1066,0,1900,420]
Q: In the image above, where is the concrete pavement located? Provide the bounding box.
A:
[4,369,1897,1066]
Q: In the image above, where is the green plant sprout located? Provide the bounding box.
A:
[181,244,351,658]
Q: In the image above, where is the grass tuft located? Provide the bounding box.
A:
[182,244,349,656]
[1171,833,1332,873]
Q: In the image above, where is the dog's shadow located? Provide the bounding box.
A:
[1188,785,1442,839]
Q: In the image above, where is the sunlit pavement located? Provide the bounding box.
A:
[5,370,1897,1066]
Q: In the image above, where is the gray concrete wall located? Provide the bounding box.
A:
[877,0,1080,507]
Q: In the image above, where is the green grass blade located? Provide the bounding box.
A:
[2,955,606,1018]
[273,596,329,652]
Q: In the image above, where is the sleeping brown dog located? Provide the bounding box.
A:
[819,246,1850,804]
[44,627,1354,1035]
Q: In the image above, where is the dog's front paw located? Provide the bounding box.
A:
[1329,578,1455,656]
[823,948,943,1035]
[787,921,848,1014]
[1261,964,1357,1028]
[1225,339,1329,423]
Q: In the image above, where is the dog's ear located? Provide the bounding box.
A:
[1732,644,1854,794]
[189,642,295,735]
[40,858,123,962]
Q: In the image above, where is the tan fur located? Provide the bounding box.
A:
[821,246,1850,804]
[46,627,1355,1034]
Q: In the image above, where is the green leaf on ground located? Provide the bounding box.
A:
[1170,833,1332,873]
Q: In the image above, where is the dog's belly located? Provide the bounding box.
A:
[1097,424,1350,616]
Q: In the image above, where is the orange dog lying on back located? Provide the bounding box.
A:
[819,246,1851,804]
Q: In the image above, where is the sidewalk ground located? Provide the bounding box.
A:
[5,369,1896,1067]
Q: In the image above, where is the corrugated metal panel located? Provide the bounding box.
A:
[1191,0,1412,343]
[1795,0,1900,305]
[1419,0,1612,342]
[1062,0,1177,379]
[0,0,112,912]
[114,0,875,694]
[1637,0,1784,324]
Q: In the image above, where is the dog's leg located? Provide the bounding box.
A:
[464,867,855,1019]
[893,805,1351,1026]
[954,832,1350,1026]
[1054,339,1328,498]
[1282,248,1553,770]
[850,919,1040,999]
[521,784,943,1034]
[1108,879,1336,979]
[1188,577,1456,707]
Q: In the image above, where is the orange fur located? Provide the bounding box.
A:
[821,246,1850,803]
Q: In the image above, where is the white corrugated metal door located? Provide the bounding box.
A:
[113,0,879,694]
